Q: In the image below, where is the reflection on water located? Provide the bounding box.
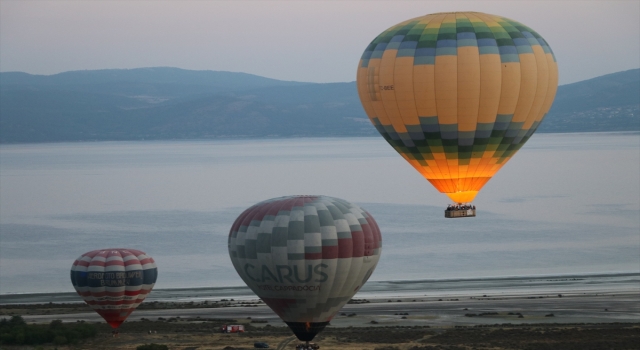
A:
[1,133,638,293]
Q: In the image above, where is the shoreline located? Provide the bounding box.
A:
[4,289,639,327]
[1,131,639,146]
[2,271,638,305]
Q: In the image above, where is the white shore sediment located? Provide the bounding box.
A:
[3,273,638,327]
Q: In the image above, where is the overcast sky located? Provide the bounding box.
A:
[1,0,638,85]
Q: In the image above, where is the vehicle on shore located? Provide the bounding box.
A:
[221,324,245,333]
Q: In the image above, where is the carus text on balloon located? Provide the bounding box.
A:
[243,263,329,283]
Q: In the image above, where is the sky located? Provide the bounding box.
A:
[1,0,639,85]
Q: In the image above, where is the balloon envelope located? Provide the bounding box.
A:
[70,248,158,328]
[356,12,558,203]
[228,195,382,341]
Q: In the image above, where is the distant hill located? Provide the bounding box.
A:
[0,67,638,143]
[0,67,307,96]
[537,69,639,133]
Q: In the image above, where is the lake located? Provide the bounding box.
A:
[1,133,638,295]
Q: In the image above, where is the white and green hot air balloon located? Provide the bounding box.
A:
[228,195,382,342]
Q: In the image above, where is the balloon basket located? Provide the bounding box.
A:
[296,342,319,350]
[444,205,476,218]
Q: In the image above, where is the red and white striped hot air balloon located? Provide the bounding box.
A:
[70,248,158,329]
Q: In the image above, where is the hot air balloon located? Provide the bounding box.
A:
[70,248,158,330]
[228,195,381,345]
[356,12,558,217]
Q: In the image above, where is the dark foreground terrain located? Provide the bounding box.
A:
[1,315,638,350]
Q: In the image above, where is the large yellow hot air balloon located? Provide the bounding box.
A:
[356,12,558,210]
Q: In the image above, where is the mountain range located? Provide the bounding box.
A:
[1,67,638,143]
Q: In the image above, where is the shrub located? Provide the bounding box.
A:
[0,315,97,345]
[74,323,97,338]
[49,320,64,329]
[53,335,67,345]
[15,332,25,345]
[10,316,26,326]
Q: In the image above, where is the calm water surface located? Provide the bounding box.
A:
[1,133,638,294]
